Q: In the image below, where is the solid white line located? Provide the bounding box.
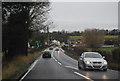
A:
[65,66,78,70]
[19,59,38,81]
[74,72,94,81]
[19,69,31,81]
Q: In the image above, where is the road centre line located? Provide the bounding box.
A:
[52,55,62,66]
[65,66,78,70]
[52,48,62,66]
[74,72,94,81]
[57,62,62,65]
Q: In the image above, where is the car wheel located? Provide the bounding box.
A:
[42,55,45,58]
[78,62,81,69]
[83,63,87,71]
[103,69,107,71]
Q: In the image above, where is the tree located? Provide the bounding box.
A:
[82,29,105,48]
[51,30,68,43]
[2,2,50,58]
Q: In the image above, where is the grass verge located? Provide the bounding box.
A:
[2,50,43,79]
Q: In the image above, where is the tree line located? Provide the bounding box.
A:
[2,2,50,60]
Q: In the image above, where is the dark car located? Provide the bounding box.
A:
[49,47,53,50]
[42,51,51,58]
[55,48,59,51]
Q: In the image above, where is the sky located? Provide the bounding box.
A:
[49,2,118,32]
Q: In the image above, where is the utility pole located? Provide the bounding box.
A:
[47,26,50,46]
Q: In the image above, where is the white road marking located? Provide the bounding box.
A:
[52,48,62,66]
[19,59,39,81]
[58,62,62,65]
[53,55,62,65]
[65,66,78,70]
[19,69,30,81]
[74,72,94,81]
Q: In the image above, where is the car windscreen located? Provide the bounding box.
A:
[84,53,102,58]
[49,48,53,50]
[55,49,59,51]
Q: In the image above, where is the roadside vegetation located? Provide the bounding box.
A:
[2,48,46,79]
[2,2,51,79]
[69,35,118,41]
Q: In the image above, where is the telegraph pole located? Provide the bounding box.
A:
[47,26,50,46]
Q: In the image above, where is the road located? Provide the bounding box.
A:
[21,47,120,81]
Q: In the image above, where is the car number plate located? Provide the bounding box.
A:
[94,64,101,66]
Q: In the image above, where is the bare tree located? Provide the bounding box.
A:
[82,29,105,48]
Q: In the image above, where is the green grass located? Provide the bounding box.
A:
[69,36,83,40]
[98,47,119,51]
[85,47,119,52]
[2,50,43,79]
[69,35,118,40]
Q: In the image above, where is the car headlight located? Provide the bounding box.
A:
[85,61,91,64]
[103,61,107,64]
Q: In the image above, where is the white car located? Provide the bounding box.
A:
[78,52,108,71]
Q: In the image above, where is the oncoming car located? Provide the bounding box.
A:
[55,48,59,51]
[49,47,53,50]
[78,52,107,71]
[42,51,51,58]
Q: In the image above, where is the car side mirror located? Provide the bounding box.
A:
[80,56,84,60]
[103,56,105,59]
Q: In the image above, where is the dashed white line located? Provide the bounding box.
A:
[52,49,62,66]
[65,66,78,70]
[74,72,94,81]
[58,62,62,65]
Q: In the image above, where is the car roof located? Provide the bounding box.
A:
[83,52,100,54]
[43,50,50,53]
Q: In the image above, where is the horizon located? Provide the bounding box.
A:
[49,2,118,32]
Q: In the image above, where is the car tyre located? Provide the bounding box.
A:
[42,55,45,58]
[83,63,87,71]
[78,62,81,69]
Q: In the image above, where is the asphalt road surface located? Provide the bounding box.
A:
[21,47,120,81]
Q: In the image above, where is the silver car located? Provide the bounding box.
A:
[78,52,107,71]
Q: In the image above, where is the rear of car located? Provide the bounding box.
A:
[42,51,51,58]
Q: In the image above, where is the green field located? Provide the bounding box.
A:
[86,47,119,52]
[69,36,118,40]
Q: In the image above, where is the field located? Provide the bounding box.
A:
[69,35,118,40]
[86,47,119,52]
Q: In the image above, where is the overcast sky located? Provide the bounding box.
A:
[49,2,118,32]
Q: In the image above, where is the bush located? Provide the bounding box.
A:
[92,48,120,71]
[73,47,87,56]
[92,49,112,62]
[112,48,120,63]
